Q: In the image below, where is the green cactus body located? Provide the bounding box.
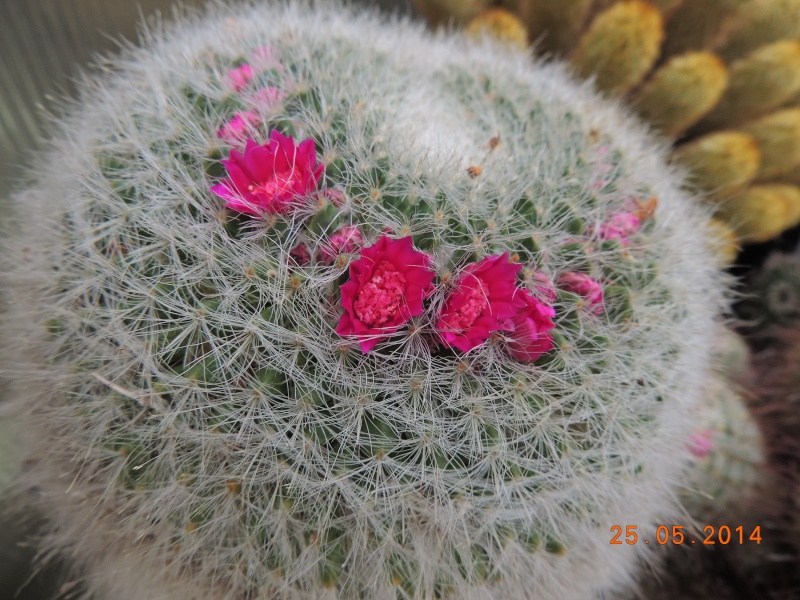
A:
[2,3,728,599]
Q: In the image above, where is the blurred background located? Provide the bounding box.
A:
[0,2,410,598]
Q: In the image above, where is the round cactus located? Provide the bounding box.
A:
[682,360,764,522]
[2,3,729,599]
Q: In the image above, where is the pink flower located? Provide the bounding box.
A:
[252,87,286,110]
[322,188,346,207]
[320,225,363,264]
[531,271,557,304]
[252,46,284,72]
[437,254,523,353]
[688,429,715,458]
[558,272,604,315]
[217,111,260,143]
[226,64,253,92]
[599,212,641,246]
[337,236,435,353]
[210,131,324,216]
[506,289,556,363]
[290,243,310,266]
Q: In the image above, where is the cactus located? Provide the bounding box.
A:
[661,0,749,57]
[571,1,664,97]
[2,3,730,599]
[671,131,761,201]
[707,218,740,268]
[518,0,595,55]
[413,0,800,246]
[720,0,800,61]
[632,52,728,137]
[737,250,800,331]
[465,8,529,49]
[410,0,494,27]
[740,108,800,180]
[682,364,764,522]
[716,183,800,242]
[698,40,800,130]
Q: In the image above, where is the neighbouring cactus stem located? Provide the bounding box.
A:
[716,183,800,243]
[570,1,664,97]
[740,108,800,180]
[671,131,761,202]
[720,0,800,62]
[662,0,750,58]
[699,40,800,130]
[410,0,493,27]
[632,51,729,137]
[707,218,741,267]
[518,0,594,56]
[464,8,529,49]
[650,0,686,17]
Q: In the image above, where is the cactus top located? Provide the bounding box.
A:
[3,2,728,599]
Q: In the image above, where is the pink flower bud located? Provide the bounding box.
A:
[216,112,260,144]
[558,272,604,315]
[225,64,253,92]
[319,226,363,264]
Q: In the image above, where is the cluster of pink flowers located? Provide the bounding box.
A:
[207,122,608,360]
[336,238,558,360]
[216,51,287,144]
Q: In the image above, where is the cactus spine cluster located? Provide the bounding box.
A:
[3,2,729,599]
[420,0,800,246]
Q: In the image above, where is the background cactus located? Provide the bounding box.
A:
[434,0,800,247]
[2,2,730,599]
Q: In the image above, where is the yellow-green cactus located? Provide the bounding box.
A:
[633,51,729,137]
[465,8,529,49]
[672,131,761,201]
[717,183,800,242]
[721,0,800,62]
[662,0,750,57]
[701,40,800,129]
[518,0,594,55]
[571,1,664,97]
[740,108,800,180]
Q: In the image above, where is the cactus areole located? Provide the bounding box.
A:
[2,2,729,599]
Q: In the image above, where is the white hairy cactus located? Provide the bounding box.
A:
[2,2,729,599]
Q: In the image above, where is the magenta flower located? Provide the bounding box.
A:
[337,236,435,353]
[558,272,604,315]
[437,254,523,353]
[210,131,324,216]
[226,64,253,92]
[506,289,556,363]
[252,86,286,110]
[217,111,260,144]
[599,211,641,246]
[320,225,363,264]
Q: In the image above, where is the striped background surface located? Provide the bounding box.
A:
[0,0,411,196]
